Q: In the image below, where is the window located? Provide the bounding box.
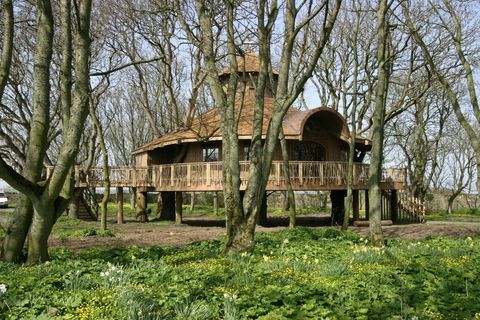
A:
[203,147,219,162]
[291,142,325,161]
[243,145,250,161]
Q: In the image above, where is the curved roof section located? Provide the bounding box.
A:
[132,100,371,155]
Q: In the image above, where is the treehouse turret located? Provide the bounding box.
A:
[218,51,279,99]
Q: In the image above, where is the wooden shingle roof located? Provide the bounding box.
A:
[132,96,371,155]
[219,51,279,77]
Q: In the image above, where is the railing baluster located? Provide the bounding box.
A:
[206,163,211,186]
[299,162,303,186]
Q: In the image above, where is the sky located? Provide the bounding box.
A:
[0,179,9,189]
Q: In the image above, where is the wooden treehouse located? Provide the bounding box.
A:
[58,53,424,225]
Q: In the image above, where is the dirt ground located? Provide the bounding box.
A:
[47,214,480,251]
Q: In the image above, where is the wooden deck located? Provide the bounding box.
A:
[51,161,405,192]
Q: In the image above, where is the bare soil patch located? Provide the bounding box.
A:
[48,214,480,251]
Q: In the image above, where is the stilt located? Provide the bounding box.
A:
[136,191,148,222]
[130,187,136,209]
[330,190,347,225]
[175,192,183,224]
[159,191,175,220]
[352,190,360,221]
[365,190,369,220]
[213,192,218,215]
[189,192,195,212]
[257,192,268,226]
[390,190,398,224]
[117,187,124,224]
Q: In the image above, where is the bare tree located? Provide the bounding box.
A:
[401,0,480,194]
[175,0,341,251]
[368,0,389,246]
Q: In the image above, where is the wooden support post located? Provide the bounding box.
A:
[365,190,369,220]
[159,192,175,221]
[187,164,191,187]
[136,191,148,222]
[117,187,124,224]
[330,190,347,225]
[175,192,183,224]
[170,165,174,187]
[352,190,359,221]
[390,190,398,224]
[130,187,137,209]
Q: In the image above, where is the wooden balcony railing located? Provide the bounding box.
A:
[46,161,406,191]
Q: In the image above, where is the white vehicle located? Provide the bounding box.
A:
[0,191,8,208]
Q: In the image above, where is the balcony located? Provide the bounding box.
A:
[50,161,405,192]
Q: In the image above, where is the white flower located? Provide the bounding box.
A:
[223,293,236,301]
[283,238,289,244]
[0,284,6,294]
[100,271,110,277]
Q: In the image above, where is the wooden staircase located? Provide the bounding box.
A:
[381,190,425,224]
[77,188,99,221]
[397,191,425,223]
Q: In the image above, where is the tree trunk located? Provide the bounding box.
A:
[343,134,356,230]
[26,202,55,264]
[279,130,296,229]
[135,191,147,222]
[213,192,218,215]
[447,198,453,215]
[1,0,53,263]
[225,219,255,253]
[117,187,124,224]
[283,191,290,211]
[368,0,388,247]
[68,189,82,219]
[1,198,32,262]
[175,192,183,224]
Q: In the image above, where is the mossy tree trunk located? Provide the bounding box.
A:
[368,0,389,247]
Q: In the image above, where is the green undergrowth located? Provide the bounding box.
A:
[426,208,480,222]
[1,228,480,319]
